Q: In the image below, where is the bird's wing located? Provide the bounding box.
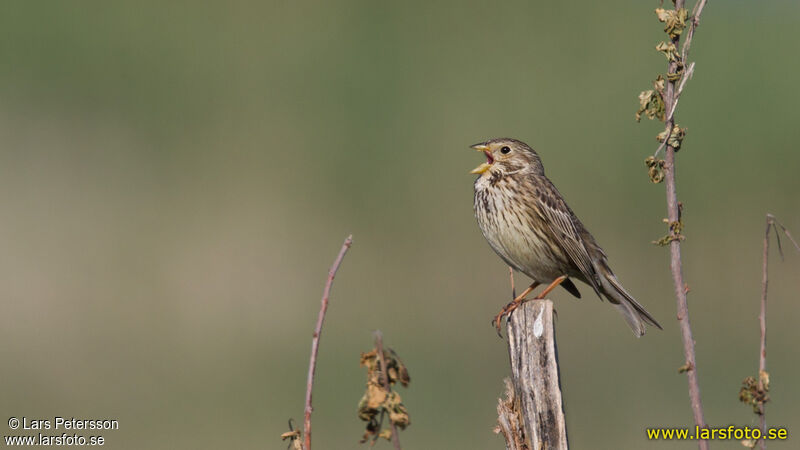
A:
[535,179,603,296]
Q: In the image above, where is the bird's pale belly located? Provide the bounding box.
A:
[475,188,569,283]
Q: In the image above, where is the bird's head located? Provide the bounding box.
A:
[470,138,544,177]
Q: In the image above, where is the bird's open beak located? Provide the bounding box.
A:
[470,144,493,174]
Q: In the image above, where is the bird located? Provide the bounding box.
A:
[470,137,662,337]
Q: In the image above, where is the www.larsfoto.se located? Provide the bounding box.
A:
[4,433,106,446]
[647,425,788,441]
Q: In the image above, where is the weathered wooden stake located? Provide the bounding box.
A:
[496,300,568,449]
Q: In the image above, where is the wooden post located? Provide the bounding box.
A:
[496,300,568,449]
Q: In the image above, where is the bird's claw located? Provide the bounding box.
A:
[492,299,523,338]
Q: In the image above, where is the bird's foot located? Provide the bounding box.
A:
[492,277,568,337]
[493,299,523,337]
[492,281,541,337]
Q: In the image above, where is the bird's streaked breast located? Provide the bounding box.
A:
[474,175,567,282]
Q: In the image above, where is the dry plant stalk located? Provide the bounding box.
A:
[739,215,799,449]
[300,235,353,450]
[637,3,710,449]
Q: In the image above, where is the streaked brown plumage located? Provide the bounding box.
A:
[471,138,661,337]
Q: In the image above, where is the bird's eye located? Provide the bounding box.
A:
[500,146,511,154]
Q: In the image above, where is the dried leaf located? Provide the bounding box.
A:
[653,219,684,246]
[280,429,302,450]
[738,375,769,414]
[655,41,680,62]
[655,7,689,39]
[654,74,666,94]
[280,431,301,440]
[358,344,411,445]
[656,124,686,150]
[636,89,665,122]
[378,429,393,441]
[645,156,666,184]
[387,349,411,387]
[385,391,410,428]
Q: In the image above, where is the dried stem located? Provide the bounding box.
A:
[303,235,353,450]
[659,2,709,449]
[757,218,770,450]
[374,330,402,450]
[682,0,709,63]
[667,62,695,122]
[757,215,800,450]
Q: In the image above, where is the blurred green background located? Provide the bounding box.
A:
[1,1,798,449]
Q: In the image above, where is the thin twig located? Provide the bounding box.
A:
[374,330,402,450]
[653,62,695,159]
[682,0,709,63]
[770,215,800,255]
[668,62,696,120]
[757,217,770,450]
[660,2,709,449]
[757,215,800,450]
[653,128,670,159]
[303,235,353,450]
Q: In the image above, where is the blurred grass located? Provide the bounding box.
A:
[1,1,799,449]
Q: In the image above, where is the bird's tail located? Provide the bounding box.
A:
[601,272,662,337]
